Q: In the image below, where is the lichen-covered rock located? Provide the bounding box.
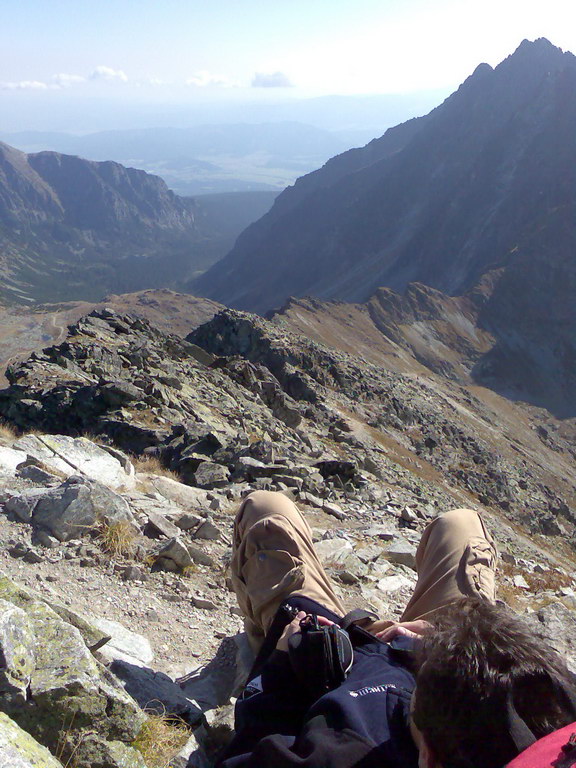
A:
[0,711,64,768]
[0,599,35,707]
[0,577,110,651]
[11,600,145,754]
[67,733,148,768]
[0,577,146,768]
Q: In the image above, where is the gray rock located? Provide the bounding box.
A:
[0,600,35,706]
[13,435,134,491]
[314,538,353,567]
[400,506,418,524]
[137,474,210,510]
[363,525,396,541]
[0,447,27,477]
[323,501,346,520]
[111,660,203,725]
[385,538,417,569]
[299,491,325,509]
[154,538,193,569]
[5,489,48,523]
[0,577,110,653]
[17,465,60,484]
[92,618,153,668]
[535,602,576,672]
[169,731,210,768]
[70,733,147,768]
[513,575,531,590]
[175,512,204,531]
[190,595,218,611]
[377,573,414,593]
[187,544,215,568]
[29,476,136,542]
[193,518,222,541]
[0,596,145,765]
[145,510,182,539]
[193,462,230,490]
[0,711,64,768]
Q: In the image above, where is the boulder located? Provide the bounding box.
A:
[154,538,193,570]
[137,474,210,511]
[13,435,134,491]
[0,446,27,477]
[18,476,136,542]
[0,711,64,768]
[111,661,202,724]
[385,538,417,570]
[0,581,146,768]
[193,462,230,490]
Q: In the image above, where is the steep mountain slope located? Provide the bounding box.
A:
[196,38,576,415]
[0,144,272,305]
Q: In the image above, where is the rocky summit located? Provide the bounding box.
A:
[196,38,576,417]
[0,307,575,766]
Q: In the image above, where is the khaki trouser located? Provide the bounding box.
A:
[230,490,498,651]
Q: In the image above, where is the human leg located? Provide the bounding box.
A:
[230,490,346,651]
[367,508,498,634]
[400,507,498,621]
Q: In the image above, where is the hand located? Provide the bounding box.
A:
[375,620,432,643]
[276,612,335,651]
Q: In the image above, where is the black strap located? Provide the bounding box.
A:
[339,609,379,631]
[506,694,537,753]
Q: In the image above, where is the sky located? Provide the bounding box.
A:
[2,0,576,131]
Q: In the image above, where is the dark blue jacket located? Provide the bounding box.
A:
[217,598,419,768]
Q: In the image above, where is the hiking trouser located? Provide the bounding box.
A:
[230,490,498,650]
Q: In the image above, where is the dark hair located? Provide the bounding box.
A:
[413,598,576,768]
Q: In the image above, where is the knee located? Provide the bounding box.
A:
[435,507,484,536]
[235,490,297,529]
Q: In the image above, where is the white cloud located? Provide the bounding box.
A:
[52,73,86,87]
[90,66,128,82]
[0,80,51,90]
[185,70,230,87]
[251,71,292,88]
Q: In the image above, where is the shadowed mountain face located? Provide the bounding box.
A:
[0,142,202,304]
[0,144,277,306]
[196,38,576,416]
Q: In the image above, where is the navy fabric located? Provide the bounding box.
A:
[217,598,419,768]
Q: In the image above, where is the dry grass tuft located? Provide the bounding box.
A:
[95,520,138,559]
[132,454,180,481]
[132,714,191,768]
[498,561,573,609]
[0,420,17,441]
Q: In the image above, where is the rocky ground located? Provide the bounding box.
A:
[0,306,574,767]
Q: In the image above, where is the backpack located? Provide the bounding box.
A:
[506,721,576,767]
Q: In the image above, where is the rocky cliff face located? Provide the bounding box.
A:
[0,143,209,305]
[196,38,576,416]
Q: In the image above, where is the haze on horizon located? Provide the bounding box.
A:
[2,0,576,133]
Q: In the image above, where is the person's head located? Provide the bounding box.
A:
[412,598,576,768]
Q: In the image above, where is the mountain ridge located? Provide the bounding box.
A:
[194,38,576,416]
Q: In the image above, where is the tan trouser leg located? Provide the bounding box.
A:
[368,508,498,634]
[230,490,346,651]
